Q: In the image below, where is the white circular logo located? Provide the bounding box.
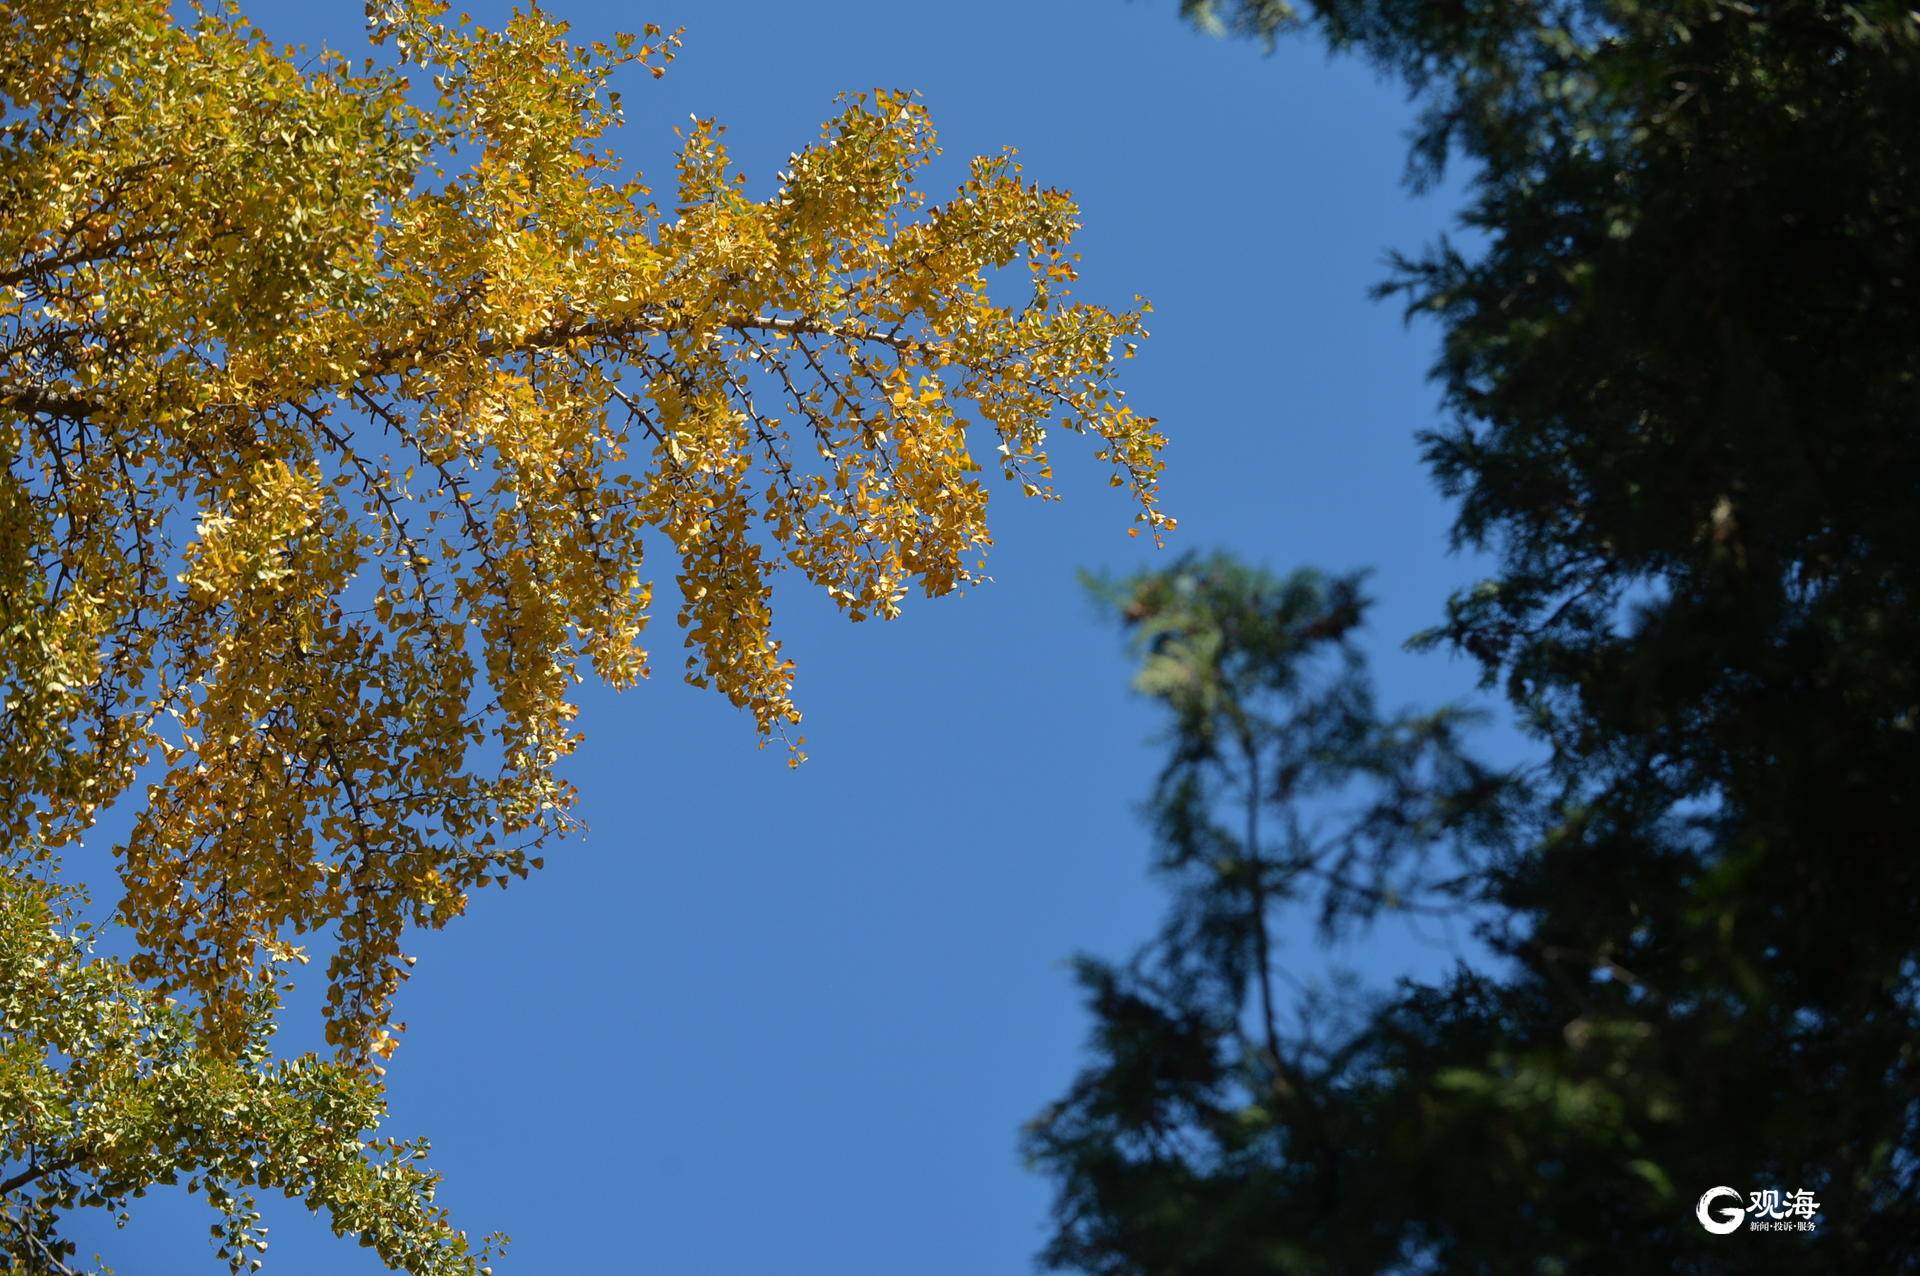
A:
[1697,1186,1746,1235]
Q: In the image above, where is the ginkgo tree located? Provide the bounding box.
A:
[0,0,1168,1268]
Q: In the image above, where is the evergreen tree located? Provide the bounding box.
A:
[1031,2,1920,1269]
[1028,556,1511,1273]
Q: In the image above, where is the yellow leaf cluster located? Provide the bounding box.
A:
[0,0,1169,1070]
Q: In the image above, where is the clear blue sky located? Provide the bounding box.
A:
[74,2,1519,1272]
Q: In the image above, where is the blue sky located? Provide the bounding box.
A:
[71,2,1521,1272]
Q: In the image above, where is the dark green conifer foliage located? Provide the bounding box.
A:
[1028,558,1512,1272]
[1030,3,1920,1269]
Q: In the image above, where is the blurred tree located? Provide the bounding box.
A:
[1026,556,1513,1272]
[0,0,1165,1268]
[1031,1,1920,1269]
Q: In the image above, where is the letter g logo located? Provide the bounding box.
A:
[1696,1186,1746,1235]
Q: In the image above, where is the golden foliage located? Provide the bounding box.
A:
[1,0,1165,1072]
